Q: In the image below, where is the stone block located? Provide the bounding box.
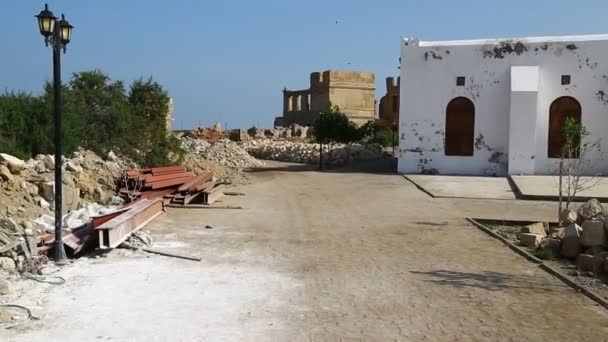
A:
[560,209,578,224]
[561,223,583,258]
[577,254,602,272]
[581,219,607,247]
[41,181,80,212]
[65,161,83,172]
[577,199,605,221]
[0,153,27,174]
[41,155,55,170]
[0,165,13,182]
[549,227,566,239]
[540,238,562,254]
[520,233,543,248]
[0,257,16,272]
[521,222,547,237]
[21,181,39,197]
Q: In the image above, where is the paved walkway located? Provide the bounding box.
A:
[2,163,607,341]
[405,174,516,200]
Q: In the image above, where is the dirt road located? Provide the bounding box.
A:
[2,162,608,341]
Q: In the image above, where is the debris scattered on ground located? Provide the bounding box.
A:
[0,304,40,329]
[138,248,201,262]
[120,230,153,250]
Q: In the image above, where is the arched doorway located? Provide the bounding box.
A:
[548,96,582,158]
[445,97,475,156]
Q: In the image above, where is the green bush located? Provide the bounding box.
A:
[377,128,398,147]
[0,70,182,167]
[313,104,361,144]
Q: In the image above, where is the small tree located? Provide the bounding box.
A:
[557,117,600,219]
[312,104,360,169]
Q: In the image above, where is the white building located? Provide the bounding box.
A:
[398,34,608,176]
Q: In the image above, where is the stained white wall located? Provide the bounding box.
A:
[398,35,608,176]
[509,66,539,175]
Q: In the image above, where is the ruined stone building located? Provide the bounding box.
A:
[398,34,608,176]
[378,77,400,128]
[275,70,376,127]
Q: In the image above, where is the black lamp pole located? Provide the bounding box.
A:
[51,26,66,263]
[36,4,74,264]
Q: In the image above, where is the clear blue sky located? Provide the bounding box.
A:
[3,1,608,129]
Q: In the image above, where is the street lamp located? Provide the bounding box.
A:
[35,4,74,264]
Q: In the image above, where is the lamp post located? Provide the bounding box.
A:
[35,4,74,264]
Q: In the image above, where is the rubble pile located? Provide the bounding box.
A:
[183,123,226,142]
[0,214,38,275]
[0,150,134,270]
[1,150,131,219]
[519,199,608,273]
[182,138,263,169]
[242,124,311,141]
[243,140,385,165]
[0,151,127,228]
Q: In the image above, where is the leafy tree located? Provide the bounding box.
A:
[0,70,183,168]
[0,92,48,159]
[312,104,361,168]
[128,78,183,167]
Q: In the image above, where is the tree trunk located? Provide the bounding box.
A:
[558,159,563,221]
[319,142,323,170]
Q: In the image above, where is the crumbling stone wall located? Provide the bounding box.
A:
[275,70,376,127]
[378,77,400,128]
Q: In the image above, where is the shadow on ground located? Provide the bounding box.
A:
[410,270,566,293]
[245,157,398,175]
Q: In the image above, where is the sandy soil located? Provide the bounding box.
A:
[2,161,608,341]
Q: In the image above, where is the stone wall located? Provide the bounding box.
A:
[276,70,376,127]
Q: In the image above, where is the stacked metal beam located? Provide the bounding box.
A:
[119,166,194,203]
[166,172,225,206]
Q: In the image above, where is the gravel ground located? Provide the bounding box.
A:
[2,161,608,341]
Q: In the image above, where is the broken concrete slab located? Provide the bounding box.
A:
[521,222,547,237]
[581,219,606,247]
[561,223,583,258]
[520,233,543,248]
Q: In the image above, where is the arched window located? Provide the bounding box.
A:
[445,97,475,156]
[548,96,582,158]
